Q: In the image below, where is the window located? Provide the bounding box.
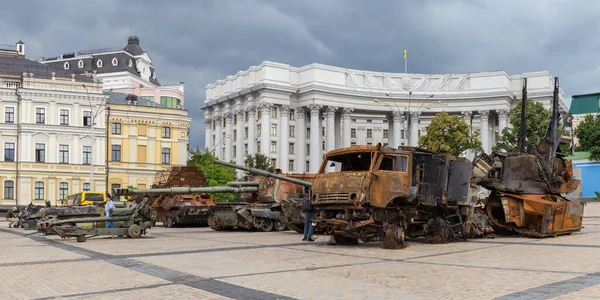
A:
[418,130,422,138]
[162,147,170,164]
[383,119,388,123]
[34,181,44,200]
[64,62,69,70]
[244,127,248,138]
[367,129,373,138]
[379,156,395,171]
[401,130,405,139]
[322,127,325,136]
[162,127,171,138]
[128,59,133,67]
[289,109,295,120]
[271,107,278,118]
[112,123,121,135]
[36,108,45,124]
[112,57,118,66]
[59,182,68,201]
[5,107,14,123]
[82,146,91,165]
[397,156,408,172]
[60,109,69,125]
[271,141,277,153]
[4,180,14,199]
[4,143,14,161]
[111,184,120,200]
[383,129,389,139]
[97,59,103,68]
[306,161,310,172]
[244,144,248,154]
[306,143,310,155]
[35,144,45,162]
[111,145,121,161]
[367,142,373,146]
[351,142,357,147]
[245,111,249,122]
[140,95,154,102]
[83,111,92,126]
[367,119,372,123]
[271,158,277,169]
[257,141,261,152]
[289,126,295,137]
[83,183,91,192]
[289,143,295,154]
[78,60,83,68]
[233,130,237,140]
[256,124,261,137]
[352,118,357,122]
[59,145,69,163]
[257,110,262,119]
[322,140,325,150]
[271,124,277,136]
[289,160,295,171]
[351,128,356,138]
[160,96,181,109]
[233,146,236,157]
[306,128,310,137]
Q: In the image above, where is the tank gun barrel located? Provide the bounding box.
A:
[213,160,313,187]
[113,186,258,196]
[227,181,260,187]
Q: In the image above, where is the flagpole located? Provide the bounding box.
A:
[404,46,407,73]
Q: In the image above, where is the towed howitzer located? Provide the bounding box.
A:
[35,198,154,243]
[211,160,316,233]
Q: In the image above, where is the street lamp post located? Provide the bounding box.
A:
[82,84,107,191]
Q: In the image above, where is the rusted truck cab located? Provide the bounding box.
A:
[312,144,474,247]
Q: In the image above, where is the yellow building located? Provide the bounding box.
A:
[0,41,107,206]
[105,92,191,199]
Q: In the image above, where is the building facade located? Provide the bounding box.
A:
[0,41,106,206]
[201,61,567,174]
[105,92,191,199]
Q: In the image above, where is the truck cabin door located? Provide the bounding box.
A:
[370,154,411,208]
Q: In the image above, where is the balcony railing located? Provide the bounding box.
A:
[0,81,21,89]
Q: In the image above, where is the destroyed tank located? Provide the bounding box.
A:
[129,166,219,228]
[210,161,315,233]
[478,77,584,237]
[310,143,483,248]
[18,202,103,230]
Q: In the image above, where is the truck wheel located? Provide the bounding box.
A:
[76,235,87,243]
[273,220,286,231]
[255,219,273,232]
[382,224,406,249]
[128,224,142,238]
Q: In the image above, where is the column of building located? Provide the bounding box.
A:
[324,106,337,171]
[224,107,234,162]
[341,108,353,147]
[391,111,403,147]
[308,104,322,173]
[234,106,244,168]
[479,110,490,153]
[386,114,394,147]
[296,107,307,173]
[461,111,472,125]
[409,112,420,146]
[203,116,212,151]
[213,115,223,159]
[334,110,342,149]
[246,103,257,155]
[498,109,509,134]
[279,105,290,172]
[259,102,272,157]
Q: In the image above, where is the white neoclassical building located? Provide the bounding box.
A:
[200,61,567,174]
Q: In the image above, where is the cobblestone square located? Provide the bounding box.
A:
[2,212,600,300]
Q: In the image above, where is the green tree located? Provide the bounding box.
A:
[188,148,236,202]
[243,153,274,180]
[575,114,600,161]
[418,111,483,156]
[493,99,552,153]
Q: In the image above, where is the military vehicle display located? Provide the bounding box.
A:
[129,166,219,228]
[310,144,483,248]
[210,161,315,233]
[478,77,584,236]
[18,203,103,230]
[36,198,155,242]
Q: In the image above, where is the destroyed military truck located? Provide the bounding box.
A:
[127,166,219,228]
[211,160,316,233]
[310,144,485,249]
[478,77,584,237]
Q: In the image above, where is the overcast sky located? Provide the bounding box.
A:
[1,0,596,149]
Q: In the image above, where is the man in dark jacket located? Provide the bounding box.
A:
[302,190,315,242]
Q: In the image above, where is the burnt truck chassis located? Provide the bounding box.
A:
[312,145,489,249]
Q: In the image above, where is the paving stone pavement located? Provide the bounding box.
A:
[2,218,600,300]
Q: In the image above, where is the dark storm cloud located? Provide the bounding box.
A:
[1,0,598,149]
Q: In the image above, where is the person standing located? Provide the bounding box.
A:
[302,190,315,242]
[105,195,115,228]
[6,207,18,228]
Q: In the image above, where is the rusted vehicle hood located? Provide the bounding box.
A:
[312,172,367,197]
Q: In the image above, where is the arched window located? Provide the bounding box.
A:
[4,180,14,199]
[64,62,70,70]
[34,181,44,200]
[78,60,84,68]
[128,59,133,67]
[97,59,103,68]
[112,57,118,66]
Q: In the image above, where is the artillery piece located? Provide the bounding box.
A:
[35,198,154,243]
[211,160,316,233]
